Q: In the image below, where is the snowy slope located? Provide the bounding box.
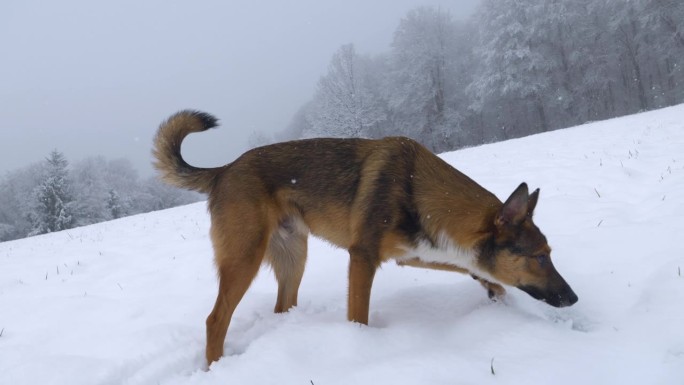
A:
[1,105,684,385]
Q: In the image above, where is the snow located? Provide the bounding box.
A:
[2,105,684,384]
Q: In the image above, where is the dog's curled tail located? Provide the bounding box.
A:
[153,110,222,194]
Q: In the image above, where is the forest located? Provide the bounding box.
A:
[277,0,684,152]
[2,0,682,242]
[0,151,200,242]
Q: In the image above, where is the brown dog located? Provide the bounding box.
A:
[153,110,578,365]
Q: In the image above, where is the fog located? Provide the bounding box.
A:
[0,0,478,176]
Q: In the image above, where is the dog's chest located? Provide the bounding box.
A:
[394,235,499,283]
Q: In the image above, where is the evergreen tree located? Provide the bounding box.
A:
[469,0,555,136]
[29,150,74,235]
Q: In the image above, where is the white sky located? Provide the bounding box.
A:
[1,0,478,176]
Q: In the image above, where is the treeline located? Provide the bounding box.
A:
[278,0,684,151]
[0,150,202,242]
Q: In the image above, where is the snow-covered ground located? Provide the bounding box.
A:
[2,105,684,385]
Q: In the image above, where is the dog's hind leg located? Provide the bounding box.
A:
[266,217,308,313]
[205,204,271,365]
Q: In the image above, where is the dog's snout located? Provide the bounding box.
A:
[558,288,578,307]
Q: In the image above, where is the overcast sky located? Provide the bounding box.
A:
[1,0,478,176]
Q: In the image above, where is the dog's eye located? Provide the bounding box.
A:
[535,254,549,267]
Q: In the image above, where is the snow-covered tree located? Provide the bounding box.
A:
[633,0,684,107]
[279,103,314,142]
[133,177,202,213]
[468,0,557,136]
[596,0,684,113]
[70,156,139,225]
[388,7,463,151]
[570,1,622,121]
[70,157,110,225]
[29,150,74,235]
[278,1,683,155]
[107,189,123,219]
[306,44,387,138]
[0,152,204,241]
[610,1,650,111]
[0,162,47,241]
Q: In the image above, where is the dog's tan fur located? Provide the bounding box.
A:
[153,110,578,365]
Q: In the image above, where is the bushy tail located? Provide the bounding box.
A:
[152,110,223,193]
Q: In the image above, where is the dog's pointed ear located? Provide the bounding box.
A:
[496,183,529,227]
[527,188,540,216]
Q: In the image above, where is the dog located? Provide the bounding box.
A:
[153,110,578,365]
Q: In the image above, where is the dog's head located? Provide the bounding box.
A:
[483,183,578,307]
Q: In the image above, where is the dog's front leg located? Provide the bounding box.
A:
[347,246,379,325]
[396,257,470,274]
[396,258,506,300]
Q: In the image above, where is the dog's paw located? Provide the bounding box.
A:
[471,274,506,302]
[486,283,506,301]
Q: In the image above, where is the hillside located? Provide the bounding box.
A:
[1,105,683,384]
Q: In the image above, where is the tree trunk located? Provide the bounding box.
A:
[535,95,549,132]
[631,56,648,111]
